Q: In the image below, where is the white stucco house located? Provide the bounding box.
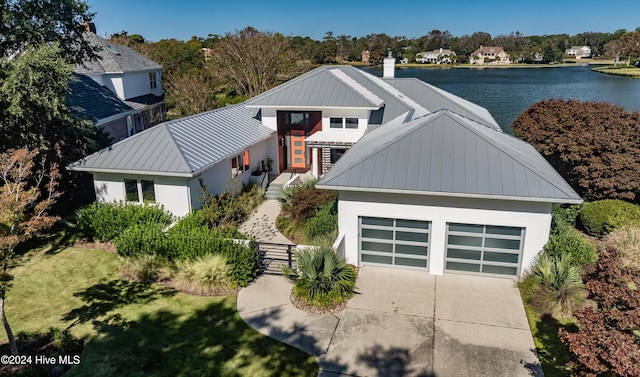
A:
[68,55,581,278]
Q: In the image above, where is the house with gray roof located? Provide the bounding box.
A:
[69,54,580,278]
[69,27,165,141]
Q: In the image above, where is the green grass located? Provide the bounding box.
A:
[4,247,318,376]
[592,66,640,78]
[522,296,578,376]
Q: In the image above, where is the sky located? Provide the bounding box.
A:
[88,0,640,42]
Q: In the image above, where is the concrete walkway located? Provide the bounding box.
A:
[238,267,542,377]
[238,199,293,244]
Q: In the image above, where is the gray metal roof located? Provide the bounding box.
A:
[74,33,162,75]
[68,104,274,177]
[384,78,501,129]
[317,110,581,203]
[67,73,133,121]
[245,66,393,110]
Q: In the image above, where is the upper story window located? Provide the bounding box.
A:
[149,72,157,90]
[329,117,359,129]
[288,112,310,125]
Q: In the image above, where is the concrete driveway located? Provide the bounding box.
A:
[237,267,541,377]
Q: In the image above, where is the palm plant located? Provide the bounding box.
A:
[530,252,586,318]
[283,246,356,308]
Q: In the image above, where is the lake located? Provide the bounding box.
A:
[363,65,640,131]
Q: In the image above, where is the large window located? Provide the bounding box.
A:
[124,179,156,203]
[288,112,310,125]
[329,117,359,129]
[330,148,347,164]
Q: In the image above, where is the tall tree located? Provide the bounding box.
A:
[209,27,307,98]
[512,99,640,203]
[322,31,337,63]
[0,148,60,355]
[0,0,98,64]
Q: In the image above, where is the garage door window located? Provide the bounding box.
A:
[360,217,430,269]
[445,223,524,276]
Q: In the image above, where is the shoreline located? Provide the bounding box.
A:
[348,59,616,70]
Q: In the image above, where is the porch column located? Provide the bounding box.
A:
[311,147,319,178]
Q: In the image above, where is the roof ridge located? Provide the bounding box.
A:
[441,110,577,198]
[327,68,384,107]
[354,70,429,118]
[161,124,193,172]
[245,67,327,103]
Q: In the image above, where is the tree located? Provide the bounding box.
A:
[208,27,307,98]
[322,31,337,63]
[0,148,60,355]
[0,44,102,166]
[512,99,640,203]
[0,0,98,64]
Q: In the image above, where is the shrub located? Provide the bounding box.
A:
[219,241,258,287]
[113,223,167,258]
[201,183,264,230]
[551,204,581,229]
[578,199,640,237]
[172,254,235,295]
[278,178,317,210]
[305,200,338,240]
[559,247,640,376]
[283,246,356,308]
[74,202,173,242]
[119,254,165,284]
[287,187,337,221]
[529,252,586,319]
[543,227,598,266]
[604,227,640,269]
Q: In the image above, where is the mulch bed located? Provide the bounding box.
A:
[0,334,83,377]
[289,291,348,315]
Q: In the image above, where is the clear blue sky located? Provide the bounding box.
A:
[88,0,639,42]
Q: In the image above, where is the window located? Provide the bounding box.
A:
[124,179,138,202]
[124,179,156,203]
[330,148,347,163]
[127,115,135,136]
[288,112,310,125]
[232,150,250,177]
[329,117,359,129]
[149,72,157,90]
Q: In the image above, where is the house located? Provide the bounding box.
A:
[416,48,456,64]
[564,46,591,59]
[470,46,512,65]
[361,50,370,63]
[69,54,580,278]
[70,26,166,141]
[68,104,276,217]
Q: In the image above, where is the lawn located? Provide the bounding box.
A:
[4,247,318,376]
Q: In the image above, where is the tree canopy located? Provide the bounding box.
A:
[0,0,98,64]
[512,99,640,203]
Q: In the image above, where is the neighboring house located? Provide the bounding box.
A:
[70,28,166,142]
[565,46,592,59]
[361,50,370,63]
[470,46,512,64]
[69,55,581,278]
[416,48,456,64]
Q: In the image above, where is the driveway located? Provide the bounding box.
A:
[237,267,541,377]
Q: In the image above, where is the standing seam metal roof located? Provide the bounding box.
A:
[317,109,581,203]
[68,104,274,176]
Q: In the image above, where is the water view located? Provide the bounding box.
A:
[364,65,640,131]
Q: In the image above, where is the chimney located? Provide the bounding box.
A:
[383,50,395,79]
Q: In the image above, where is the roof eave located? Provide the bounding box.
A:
[314,184,583,204]
[244,105,381,111]
[66,166,193,178]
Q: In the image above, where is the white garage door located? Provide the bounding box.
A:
[445,223,524,276]
[359,217,430,270]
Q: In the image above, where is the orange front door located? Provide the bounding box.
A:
[290,130,306,168]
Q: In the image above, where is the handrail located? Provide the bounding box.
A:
[260,170,268,188]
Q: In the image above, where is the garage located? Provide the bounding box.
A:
[359,217,430,270]
[445,223,524,276]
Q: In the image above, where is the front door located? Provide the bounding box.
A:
[290,130,306,168]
